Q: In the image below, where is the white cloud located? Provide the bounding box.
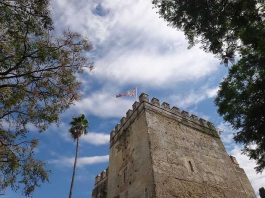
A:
[231,147,265,196]
[73,90,134,118]
[217,122,235,146]
[45,123,110,145]
[52,0,220,88]
[50,155,109,167]
[71,85,218,119]
[93,49,218,87]
[89,0,219,87]
[80,132,109,145]
[206,87,219,98]
[169,86,219,108]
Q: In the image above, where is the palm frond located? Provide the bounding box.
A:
[69,114,89,140]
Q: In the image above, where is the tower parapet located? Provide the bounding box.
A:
[110,93,218,147]
[92,168,108,198]
[94,168,108,186]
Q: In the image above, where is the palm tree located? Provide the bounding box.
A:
[68,114,89,198]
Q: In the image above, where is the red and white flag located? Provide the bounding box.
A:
[116,88,137,98]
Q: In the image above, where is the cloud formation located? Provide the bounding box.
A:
[93,50,218,87]
[217,122,235,146]
[52,0,219,89]
[80,132,109,145]
[73,90,134,118]
[50,155,109,167]
[169,87,219,108]
[45,123,109,145]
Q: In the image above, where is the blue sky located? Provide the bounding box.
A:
[4,0,265,197]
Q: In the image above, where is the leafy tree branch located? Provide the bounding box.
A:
[0,0,92,195]
[153,0,265,172]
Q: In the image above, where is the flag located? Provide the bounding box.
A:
[116,88,136,98]
[89,65,95,72]
[218,129,223,136]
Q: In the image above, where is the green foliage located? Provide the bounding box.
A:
[0,130,49,196]
[68,114,89,198]
[69,114,89,140]
[153,0,264,58]
[260,187,265,198]
[216,49,265,172]
[0,0,92,196]
[153,0,265,171]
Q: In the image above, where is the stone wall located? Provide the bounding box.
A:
[92,169,108,198]
[107,102,154,198]
[93,93,256,198]
[143,94,255,198]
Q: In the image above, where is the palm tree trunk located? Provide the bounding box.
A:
[69,137,79,198]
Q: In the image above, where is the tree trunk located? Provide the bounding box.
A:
[69,137,79,198]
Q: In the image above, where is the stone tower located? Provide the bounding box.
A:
[92,93,255,198]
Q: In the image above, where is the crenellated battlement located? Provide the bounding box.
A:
[109,100,140,143]
[142,93,215,129]
[230,155,239,167]
[93,93,255,198]
[110,93,218,147]
[94,168,108,186]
